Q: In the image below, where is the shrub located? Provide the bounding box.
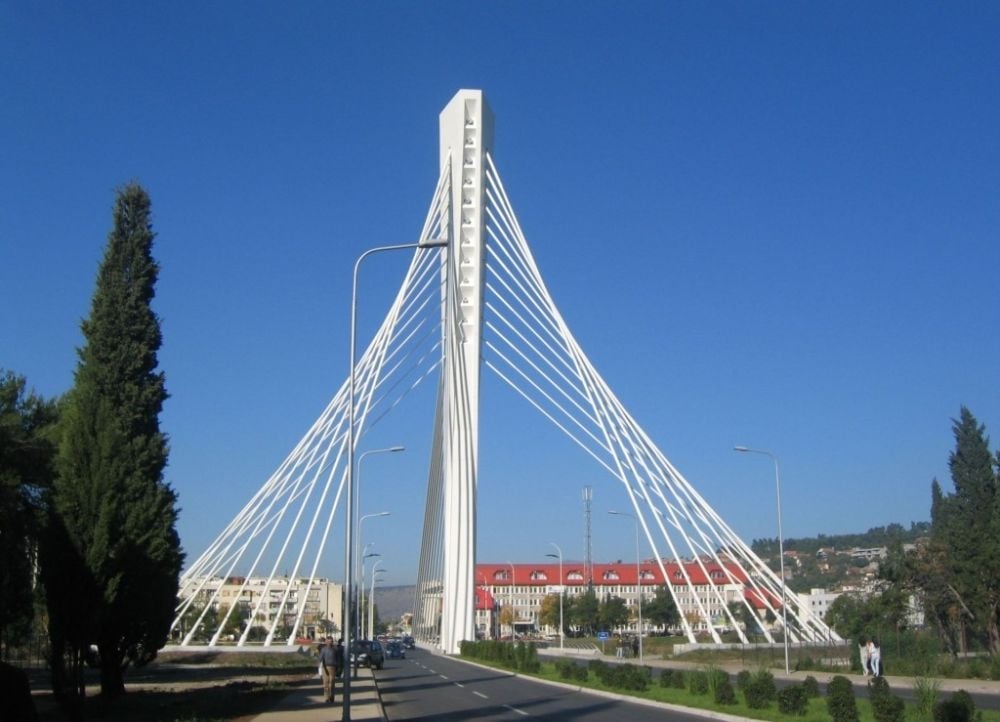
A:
[933,690,978,722]
[659,668,685,689]
[706,666,728,697]
[827,675,859,722]
[914,676,941,720]
[714,677,737,705]
[777,684,809,716]
[607,663,651,691]
[802,675,820,698]
[868,676,905,722]
[735,669,752,691]
[687,670,709,695]
[588,659,608,679]
[743,668,777,709]
[555,658,587,682]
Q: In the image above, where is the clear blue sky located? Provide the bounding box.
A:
[3,2,998,585]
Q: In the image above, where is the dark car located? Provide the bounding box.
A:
[385,640,405,659]
[402,635,416,650]
[350,639,385,670]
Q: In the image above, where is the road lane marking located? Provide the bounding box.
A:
[440,674,449,679]
[503,705,529,716]
[473,691,488,699]
[454,682,465,688]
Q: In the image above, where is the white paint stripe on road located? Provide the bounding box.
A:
[454,682,465,688]
[503,705,529,716]
[439,674,449,679]
[473,691,488,699]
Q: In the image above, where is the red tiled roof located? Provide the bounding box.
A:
[475,586,496,610]
[476,559,750,587]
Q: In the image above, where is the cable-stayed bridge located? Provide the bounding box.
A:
[171,89,839,655]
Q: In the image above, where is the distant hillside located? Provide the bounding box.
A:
[373,585,416,625]
[751,521,931,593]
[751,521,930,558]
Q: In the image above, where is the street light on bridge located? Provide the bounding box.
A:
[359,549,382,639]
[344,237,447,720]
[355,446,404,628]
[357,512,390,638]
[734,445,790,675]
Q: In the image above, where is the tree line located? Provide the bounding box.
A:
[1,183,183,717]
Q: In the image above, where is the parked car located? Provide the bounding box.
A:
[350,639,385,670]
[385,640,405,659]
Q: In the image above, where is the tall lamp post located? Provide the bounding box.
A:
[734,445,790,675]
[609,510,643,662]
[344,237,446,720]
[355,447,404,629]
[545,543,564,651]
[368,560,386,640]
[507,561,516,640]
[356,512,390,637]
[359,550,381,639]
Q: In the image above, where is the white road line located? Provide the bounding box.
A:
[473,691,488,699]
[503,705,529,716]
[454,682,465,688]
[439,674,449,679]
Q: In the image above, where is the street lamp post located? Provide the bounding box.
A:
[359,551,381,639]
[545,543,564,651]
[356,512,390,638]
[368,560,386,640]
[608,510,643,662]
[734,445,790,675]
[507,561,516,640]
[355,447,404,636]
[344,237,446,720]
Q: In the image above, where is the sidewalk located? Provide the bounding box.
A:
[250,666,384,721]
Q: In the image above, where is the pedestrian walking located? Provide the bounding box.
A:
[870,637,882,677]
[320,637,338,703]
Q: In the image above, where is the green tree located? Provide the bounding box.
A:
[0,371,59,652]
[568,586,599,634]
[928,408,1000,653]
[42,183,184,700]
[599,596,630,630]
[538,593,561,630]
[644,585,680,631]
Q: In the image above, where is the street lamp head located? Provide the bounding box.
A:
[418,237,449,248]
[364,552,381,559]
[733,445,750,452]
[388,445,405,452]
[545,553,558,559]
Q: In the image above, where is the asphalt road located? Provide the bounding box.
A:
[375,648,713,721]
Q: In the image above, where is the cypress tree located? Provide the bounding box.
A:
[45,183,183,700]
[930,407,1000,654]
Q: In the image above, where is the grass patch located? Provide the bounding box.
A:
[466,655,1000,722]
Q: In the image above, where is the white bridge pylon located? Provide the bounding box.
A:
[171,89,839,653]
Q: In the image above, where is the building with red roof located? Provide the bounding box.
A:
[474,558,767,639]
